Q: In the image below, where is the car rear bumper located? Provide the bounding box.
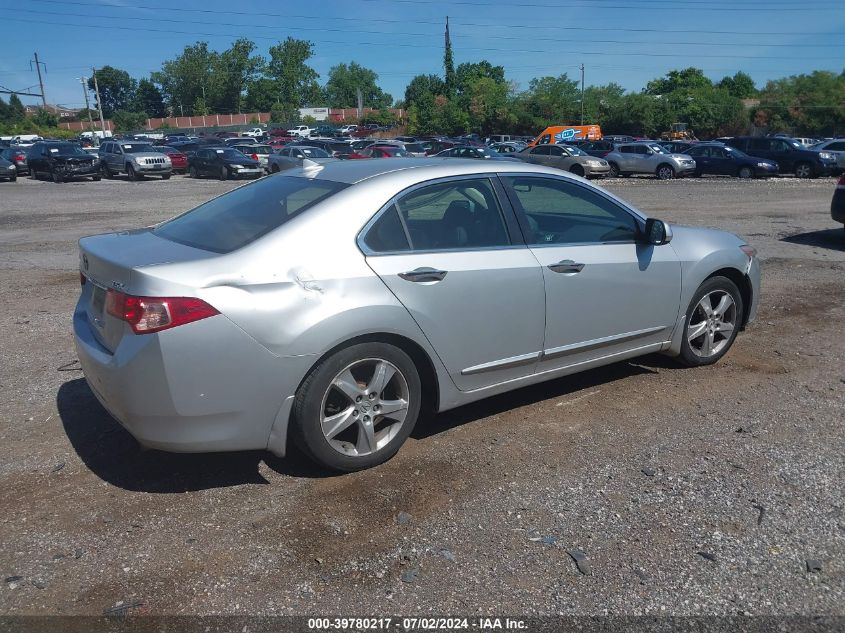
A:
[72,300,312,454]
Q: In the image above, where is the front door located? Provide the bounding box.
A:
[500,175,681,371]
[361,176,546,392]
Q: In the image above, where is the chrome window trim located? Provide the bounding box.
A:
[356,173,524,257]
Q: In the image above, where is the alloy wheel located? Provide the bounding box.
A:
[687,290,737,358]
[319,358,410,457]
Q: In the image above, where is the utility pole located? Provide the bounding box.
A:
[580,63,585,125]
[79,77,98,146]
[31,52,47,107]
[92,67,107,137]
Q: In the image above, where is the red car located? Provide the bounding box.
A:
[347,145,410,159]
[151,145,188,173]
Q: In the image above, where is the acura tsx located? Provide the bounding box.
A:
[74,159,760,471]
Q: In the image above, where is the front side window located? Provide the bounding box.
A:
[365,178,511,253]
[154,176,348,253]
[504,176,639,245]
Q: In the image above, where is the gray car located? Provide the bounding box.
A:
[810,139,845,173]
[514,144,611,178]
[74,159,760,471]
[98,141,172,181]
[267,146,333,173]
[605,142,697,180]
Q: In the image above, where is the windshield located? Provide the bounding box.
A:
[152,145,177,153]
[122,143,154,154]
[724,146,748,158]
[235,145,271,155]
[45,143,89,156]
[786,139,803,149]
[215,148,248,160]
[154,176,348,253]
[561,145,587,157]
[297,147,330,158]
[648,144,669,154]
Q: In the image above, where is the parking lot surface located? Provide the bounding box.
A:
[1,174,843,615]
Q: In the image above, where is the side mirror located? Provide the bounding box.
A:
[643,218,672,245]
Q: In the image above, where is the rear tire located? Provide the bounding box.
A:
[678,276,744,367]
[292,342,422,472]
[9,175,16,182]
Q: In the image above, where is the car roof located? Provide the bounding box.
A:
[288,156,577,185]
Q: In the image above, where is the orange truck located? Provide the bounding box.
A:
[528,125,602,147]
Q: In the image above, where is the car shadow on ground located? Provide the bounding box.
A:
[782,228,845,251]
[58,355,682,491]
[56,378,329,493]
[412,355,671,440]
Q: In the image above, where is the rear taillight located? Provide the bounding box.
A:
[15,154,25,161]
[80,272,87,286]
[251,153,258,160]
[838,174,845,185]
[106,290,219,334]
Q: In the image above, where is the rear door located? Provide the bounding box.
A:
[501,174,681,370]
[527,145,551,166]
[361,175,546,391]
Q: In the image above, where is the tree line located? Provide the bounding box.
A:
[1,34,843,137]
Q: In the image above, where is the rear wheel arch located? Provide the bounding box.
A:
[295,332,441,419]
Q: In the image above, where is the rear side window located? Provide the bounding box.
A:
[154,176,348,253]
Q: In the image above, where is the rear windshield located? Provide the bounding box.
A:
[154,176,348,253]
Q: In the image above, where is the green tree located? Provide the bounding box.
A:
[32,108,58,128]
[0,96,9,123]
[244,78,278,112]
[7,94,26,122]
[521,74,581,127]
[111,110,148,132]
[266,37,321,113]
[455,61,505,96]
[645,67,712,96]
[444,19,455,96]
[269,101,298,124]
[717,71,756,99]
[132,79,166,118]
[404,74,446,108]
[757,70,845,136]
[214,38,265,113]
[88,66,136,117]
[152,42,216,116]
[324,62,392,109]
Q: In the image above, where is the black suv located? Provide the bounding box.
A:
[724,136,836,178]
[27,141,101,183]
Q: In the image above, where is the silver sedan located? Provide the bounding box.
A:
[74,159,760,471]
[514,143,611,178]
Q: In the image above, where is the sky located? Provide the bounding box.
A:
[1,0,844,111]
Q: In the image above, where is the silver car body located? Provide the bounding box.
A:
[514,144,610,177]
[98,141,172,177]
[231,144,272,172]
[267,146,335,173]
[74,158,759,458]
[605,142,696,178]
[810,139,845,170]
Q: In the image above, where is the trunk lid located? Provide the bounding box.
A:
[78,228,213,352]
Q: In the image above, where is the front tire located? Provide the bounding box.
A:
[189,165,199,179]
[678,276,744,367]
[292,342,422,472]
[126,164,138,181]
[794,162,813,179]
[569,164,585,177]
[92,175,101,182]
[738,166,753,179]
[608,162,620,178]
[219,165,228,181]
[51,170,63,183]
[656,164,675,180]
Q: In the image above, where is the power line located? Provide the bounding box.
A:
[356,0,844,10]
[24,0,845,37]
[13,8,845,49]
[3,17,841,61]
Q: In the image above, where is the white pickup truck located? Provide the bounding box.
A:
[287,125,315,138]
[243,127,266,138]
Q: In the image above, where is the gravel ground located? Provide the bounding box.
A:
[0,173,843,617]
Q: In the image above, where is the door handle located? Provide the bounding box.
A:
[548,260,585,274]
[399,267,448,282]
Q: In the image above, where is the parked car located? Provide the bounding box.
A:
[28,141,101,183]
[660,141,697,154]
[150,145,188,173]
[684,143,778,179]
[0,147,28,176]
[99,141,172,181]
[490,142,522,154]
[243,127,266,139]
[434,146,520,162]
[605,142,697,179]
[73,158,760,471]
[792,137,818,148]
[231,143,273,172]
[348,145,410,159]
[163,134,190,145]
[188,147,263,180]
[832,173,845,230]
[513,144,610,178]
[724,136,836,178]
[0,156,16,182]
[289,139,353,158]
[268,146,333,173]
[579,139,617,159]
[287,125,315,138]
[810,139,845,174]
[339,124,358,135]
